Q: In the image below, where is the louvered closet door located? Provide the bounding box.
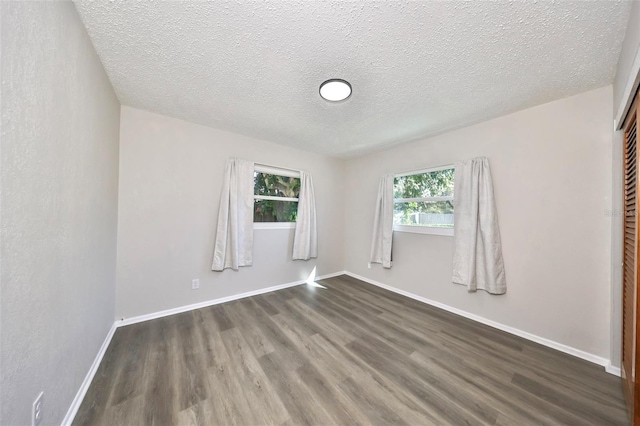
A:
[623,94,639,423]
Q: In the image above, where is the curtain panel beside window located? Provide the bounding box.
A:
[369,174,395,268]
[211,158,255,271]
[292,171,318,260]
[452,157,506,294]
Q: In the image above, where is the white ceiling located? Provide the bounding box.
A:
[75,1,632,158]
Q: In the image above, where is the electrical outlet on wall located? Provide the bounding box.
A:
[192,279,200,290]
[32,391,43,426]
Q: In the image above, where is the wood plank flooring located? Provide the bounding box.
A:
[74,275,628,425]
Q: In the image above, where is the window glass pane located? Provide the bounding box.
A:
[394,201,454,228]
[254,200,298,222]
[394,168,454,199]
[254,172,300,198]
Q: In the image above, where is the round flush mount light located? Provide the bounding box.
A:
[319,79,352,102]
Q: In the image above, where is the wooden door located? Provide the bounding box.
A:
[623,93,639,424]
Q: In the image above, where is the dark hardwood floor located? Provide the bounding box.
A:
[74,275,627,425]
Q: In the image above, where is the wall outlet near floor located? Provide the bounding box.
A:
[32,391,43,426]
[192,279,200,290]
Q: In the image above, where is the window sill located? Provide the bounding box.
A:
[254,222,296,230]
[393,225,454,236]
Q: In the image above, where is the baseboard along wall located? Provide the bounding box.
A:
[60,271,342,425]
[62,269,618,425]
[342,271,618,376]
[117,270,345,327]
[61,322,118,426]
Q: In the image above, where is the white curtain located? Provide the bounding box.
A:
[292,171,318,260]
[369,174,394,268]
[452,157,506,294]
[211,158,255,271]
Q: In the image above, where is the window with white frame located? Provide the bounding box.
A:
[253,165,300,227]
[393,165,455,235]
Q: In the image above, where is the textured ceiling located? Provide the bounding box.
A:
[75,1,632,158]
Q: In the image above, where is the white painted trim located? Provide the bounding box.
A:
[61,322,118,426]
[254,222,296,230]
[393,224,454,236]
[64,268,617,426]
[606,362,622,377]
[610,131,624,378]
[63,271,344,425]
[314,271,347,280]
[254,164,301,178]
[614,43,640,129]
[395,196,454,203]
[343,271,614,374]
[116,272,342,327]
[254,195,299,202]
[395,164,455,177]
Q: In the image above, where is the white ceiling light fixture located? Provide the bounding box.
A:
[319,79,352,102]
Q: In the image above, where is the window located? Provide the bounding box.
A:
[393,165,455,236]
[254,165,300,229]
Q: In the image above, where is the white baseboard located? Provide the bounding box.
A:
[64,268,619,425]
[61,321,118,426]
[343,271,617,375]
[116,271,342,327]
[606,362,622,377]
[315,271,346,280]
[63,271,342,425]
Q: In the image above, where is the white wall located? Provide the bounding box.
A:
[344,86,613,359]
[1,2,120,425]
[115,107,345,319]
